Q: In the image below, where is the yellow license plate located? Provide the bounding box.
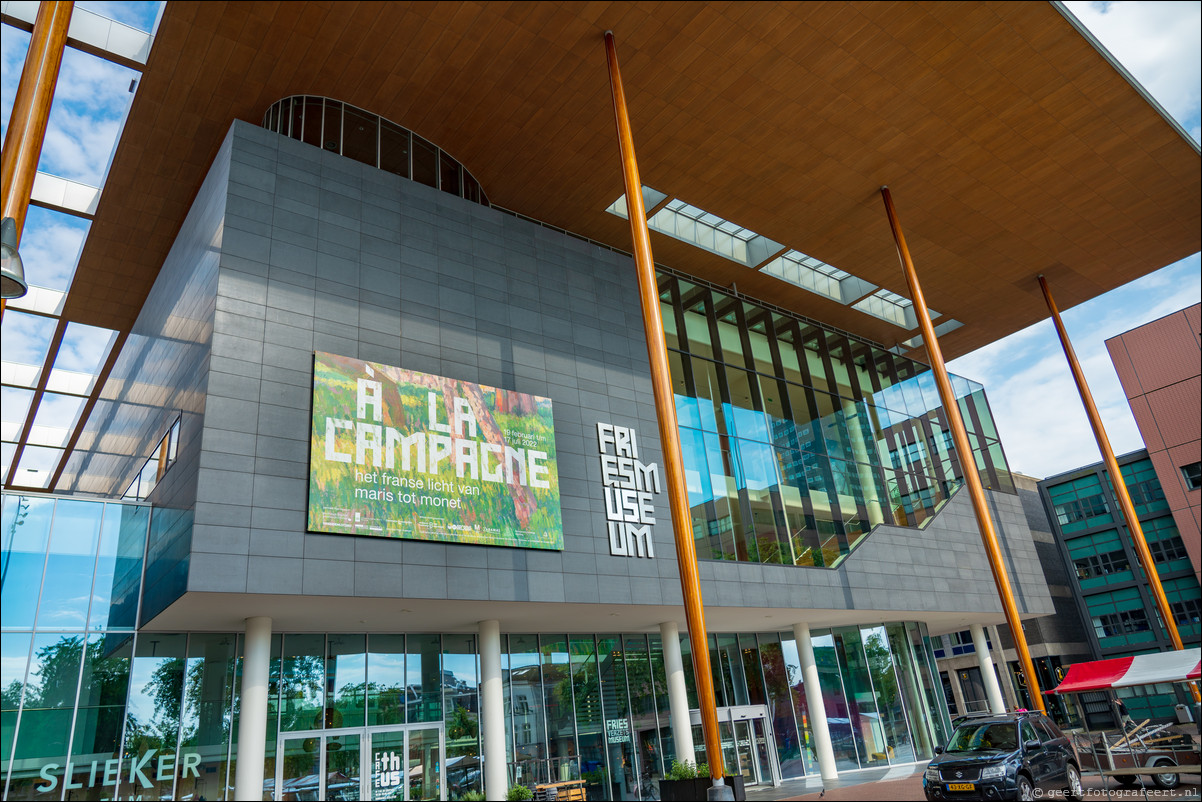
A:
[946,783,975,791]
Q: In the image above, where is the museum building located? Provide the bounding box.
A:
[1,3,1199,802]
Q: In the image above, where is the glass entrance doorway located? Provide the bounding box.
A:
[276,724,445,801]
[689,705,781,787]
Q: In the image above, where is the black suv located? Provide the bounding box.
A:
[923,712,1082,802]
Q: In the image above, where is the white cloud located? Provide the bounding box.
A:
[1064,0,1202,142]
[39,48,137,185]
[19,208,90,291]
[76,1,164,33]
[951,257,1201,478]
[0,25,30,139]
[55,324,117,374]
[0,310,57,367]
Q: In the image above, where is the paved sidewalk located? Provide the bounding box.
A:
[743,765,1200,801]
[744,762,925,800]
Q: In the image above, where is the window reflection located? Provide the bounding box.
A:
[659,272,1013,568]
[1,495,55,630]
[368,634,406,726]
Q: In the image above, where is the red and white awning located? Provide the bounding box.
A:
[1049,648,1202,694]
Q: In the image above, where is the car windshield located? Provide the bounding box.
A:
[946,722,1018,752]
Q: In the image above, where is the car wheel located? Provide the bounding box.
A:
[1113,774,1137,787]
[1150,759,1179,790]
[1065,764,1083,801]
[1016,775,1035,802]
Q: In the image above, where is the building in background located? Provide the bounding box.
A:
[934,473,1095,727]
[1,3,1199,801]
[1105,304,1201,574]
[1040,450,1202,722]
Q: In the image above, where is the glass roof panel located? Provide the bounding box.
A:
[76,0,165,32]
[39,47,140,185]
[13,444,64,489]
[1,310,57,388]
[27,393,88,448]
[1,387,35,442]
[46,322,117,396]
[0,25,31,139]
[12,206,90,294]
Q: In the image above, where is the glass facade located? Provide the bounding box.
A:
[658,271,1014,568]
[261,96,489,207]
[0,492,954,800]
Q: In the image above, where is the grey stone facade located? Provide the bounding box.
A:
[69,121,1054,627]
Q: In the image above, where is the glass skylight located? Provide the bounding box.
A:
[1,387,35,442]
[852,289,940,330]
[46,322,118,396]
[13,444,64,489]
[760,250,877,305]
[28,393,87,448]
[0,310,57,387]
[898,319,965,351]
[607,189,782,267]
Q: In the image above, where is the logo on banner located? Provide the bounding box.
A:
[597,423,660,558]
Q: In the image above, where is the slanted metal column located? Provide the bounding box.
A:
[1038,276,1200,702]
[1,0,73,317]
[604,31,730,797]
[879,186,1046,712]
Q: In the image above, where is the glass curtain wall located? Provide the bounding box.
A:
[1,494,149,801]
[658,271,1014,569]
[2,623,950,800]
[488,625,949,800]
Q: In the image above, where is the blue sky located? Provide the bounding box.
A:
[948,1,1202,479]
[1,1,1198,483]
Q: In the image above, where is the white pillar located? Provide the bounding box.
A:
[234,616,272,802]
[480,619,507,800]
[989,625,1020,711]
[971,623,1006,714]
[794,622,838,783]
[659,621,696,765]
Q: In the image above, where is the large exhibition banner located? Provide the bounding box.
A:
[308,352,563,550]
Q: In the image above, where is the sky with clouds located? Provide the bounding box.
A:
[947,1,1202,481]
[1,1,1198,485]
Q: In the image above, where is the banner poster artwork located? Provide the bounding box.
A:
[308,352,563,551]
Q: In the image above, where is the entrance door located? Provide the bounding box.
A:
[277,731,362,801]
[958,667,989,714]
[276,724,444,801]
[687,705,781,787]
[732,721,758,785]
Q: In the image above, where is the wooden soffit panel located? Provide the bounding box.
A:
[69,1,1201,359]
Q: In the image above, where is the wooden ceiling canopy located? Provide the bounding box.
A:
[70,1,1200,359]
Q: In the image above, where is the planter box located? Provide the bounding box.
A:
[659,775,745,801]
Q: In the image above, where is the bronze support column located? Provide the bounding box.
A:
[604,31,728,784]
[1038,276,1199,702]
[1,0,74,317]
[881,186,1046,712]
